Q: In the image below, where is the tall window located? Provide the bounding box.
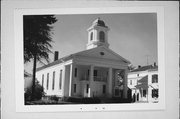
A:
[74,84,76,93]
[46,73,49,90]
[42,74,44,88]
[59,70,62,90]
[86,84,89,93]
[87,69,89,76]
[143,90,146,97]
[103,85,106,94]
[152,89,159,98]
[115,88,119,96]
[99,31,105,42]
[130,80,132,85]
[90,32,93,41]
[52,71,55,90]
[74,68,77,77]
[152,74,158,83]
[94,70,98,77]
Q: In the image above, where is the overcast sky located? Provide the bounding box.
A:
[25,13,157,74]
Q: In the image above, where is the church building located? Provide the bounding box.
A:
[36,18,131,99]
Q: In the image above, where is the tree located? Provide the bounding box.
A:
[24,15,57,101]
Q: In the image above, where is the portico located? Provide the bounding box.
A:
[64,59,128,99]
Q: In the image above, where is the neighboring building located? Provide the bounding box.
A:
[128,64,158,103]
[36,18,130,99]
[24,71,33,92]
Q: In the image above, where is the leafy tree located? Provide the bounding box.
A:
[24,15,57,100]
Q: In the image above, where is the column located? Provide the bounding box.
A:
[62,65,66,97]
[108,67,112,98]
[123,69,128,99]
[88,65,94,97]
[68,63,74,97]
[148,74,151,102]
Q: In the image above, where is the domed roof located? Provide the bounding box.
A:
[92,18,107,27]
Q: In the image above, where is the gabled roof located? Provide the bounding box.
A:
[36,46,130,72]
[138,75,148,84]
[131,65,158,72]
[135,75,148,89]
[75,46,130,63]
[36,54,73,72]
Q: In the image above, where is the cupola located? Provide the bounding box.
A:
[86,18,110,49]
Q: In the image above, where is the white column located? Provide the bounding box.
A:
[69,63,74,97]
[148,74,152,102]
[61,66,66,96]
[123,69,128,99]
[108,67,112,98]
[89,65,94,97]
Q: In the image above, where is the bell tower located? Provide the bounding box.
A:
[86,18,110,49]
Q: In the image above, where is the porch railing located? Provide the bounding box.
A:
[80,75,107,82]
[80,75,89,81]
[94,76,107,82]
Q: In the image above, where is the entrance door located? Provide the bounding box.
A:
[137,93,139,101]
[114,87,123,98]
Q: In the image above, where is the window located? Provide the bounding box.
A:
[74,68,77,77]
[52,71,55,90]
[143,90,146,97]
[115,88,119,96]
[120,90,123,98]
[99,31,105,42]
[74,84,76,93]
[94,70,98,77]
[130,80,132,85]
[59,70,62,90]
[152,74,158,83]
[86,84,89,93]
[152,89,159,98]
[90,32,93,41]
[87,69,89,76]
[46,73,49,90]
[103,85,106,94]
[42,74,44,88]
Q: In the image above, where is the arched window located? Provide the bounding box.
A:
[99,31,105,42]
[90,32,93,41]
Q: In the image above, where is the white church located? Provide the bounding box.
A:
[36,18,131,99]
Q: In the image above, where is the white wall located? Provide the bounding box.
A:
[1,1,179,119]
[36,63,65,96]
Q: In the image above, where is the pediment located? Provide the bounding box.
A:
[74,46,130,64]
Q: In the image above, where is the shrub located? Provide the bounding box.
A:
[65,97,101,104]
[82,97,101,104]
[25,81,45,101]
[66,97,82,103]
[50,95,59,102]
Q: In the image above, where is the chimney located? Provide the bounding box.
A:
[54,51,59,61]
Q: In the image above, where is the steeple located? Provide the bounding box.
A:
[86,18,110,49]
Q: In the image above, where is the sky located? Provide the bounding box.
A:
[25,13,157,74]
